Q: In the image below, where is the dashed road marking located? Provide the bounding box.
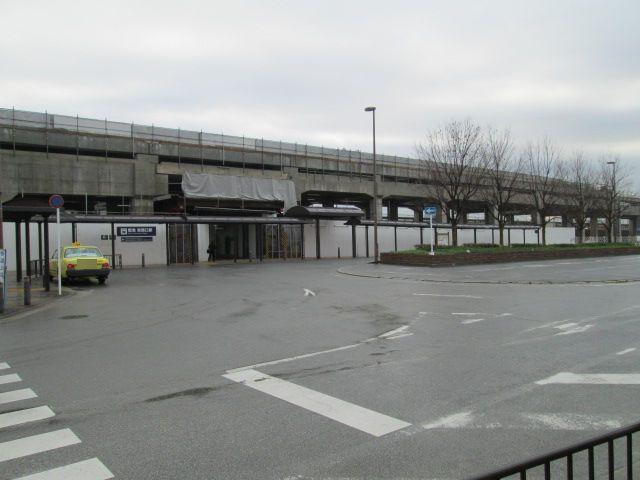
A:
[413,293,483,299]
[537,372,640,385]
[0,373,22,385]
[0,389,38,406]
[0,362,10,370]
[303,288,316,297]
[0,406,55,429]
[0,429,81,462]
[461,318,485,325]
[554,324,593,335]
[223,368,411,437]
[617,348,636,355]
[378,325,409,338]
[13,458,114,480]
[421,411,625,431]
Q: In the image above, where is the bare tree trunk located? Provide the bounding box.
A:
[542,225,547,245]
[451,226,458,246]
[499,225,505,246]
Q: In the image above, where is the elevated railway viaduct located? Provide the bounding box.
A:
[1,108,639,236]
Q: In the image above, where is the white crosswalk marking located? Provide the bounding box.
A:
[12,458,114,480]
[0,374,21,385]
[0,406,55,429]
[537,372,640,385]
[0,389,37,406]
[0,362,10,370]
[224,369,411,437]
[0,429,81,463]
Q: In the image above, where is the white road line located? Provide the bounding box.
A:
[13,458,114,480]
[386,333,414,339]
[226,343,362,373]
[0,406,55,429]
[0,389,38,406]
[617,348,636,355]
[452,312,481,316]
[303,288,316,297]
[0,429,81,463]
[223,369,411,437]
[537,372,640,385]
[413,293,483,299]
[423,412,474,429]
[0,373,21,385]
[554,324,593,336]
[0,362,10,370]
[461,318,485,325]
[378,325,409,338]
[421,412,625,431]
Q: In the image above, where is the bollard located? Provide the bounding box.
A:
[142,253,145,268]
[338,247,341,259]
[23,276,31,306]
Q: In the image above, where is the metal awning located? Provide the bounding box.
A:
[345,218,540,230]
[284,205,364,219]
[45,213,310,225]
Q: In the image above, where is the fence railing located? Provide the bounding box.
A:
[104,254,123,269]
[0,107,420,169]
[468,420,639,480]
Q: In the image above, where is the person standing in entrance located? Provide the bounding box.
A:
[207,240,215,262]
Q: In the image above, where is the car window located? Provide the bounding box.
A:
[64,247,102,257]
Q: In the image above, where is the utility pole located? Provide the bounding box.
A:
[364,106,379,263]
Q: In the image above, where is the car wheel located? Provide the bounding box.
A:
[98,276,106,285]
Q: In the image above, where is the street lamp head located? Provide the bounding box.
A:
[364,106,376,112]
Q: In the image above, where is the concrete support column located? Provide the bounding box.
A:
[531,212,541,225]
[413,208,422,222]
[131,198,154,214]
[387,201,399,221]
[368,197,383,222]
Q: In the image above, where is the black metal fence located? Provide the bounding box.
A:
[469,421,639,480]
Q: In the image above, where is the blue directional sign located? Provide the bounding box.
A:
[423,205,437,216]
[48,195,64,208]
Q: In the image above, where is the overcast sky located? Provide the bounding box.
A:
[2,1,639,186]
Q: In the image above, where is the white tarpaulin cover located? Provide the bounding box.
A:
[181,171,297,209]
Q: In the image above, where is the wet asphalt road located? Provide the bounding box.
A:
[1,256,640,479]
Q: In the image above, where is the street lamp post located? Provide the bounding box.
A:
[607,160,617,242]
[364,106,379,263]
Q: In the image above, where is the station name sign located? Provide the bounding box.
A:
[117,226,156,237]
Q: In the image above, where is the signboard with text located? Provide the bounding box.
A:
[117,226,156,237]
[423,205,437,216]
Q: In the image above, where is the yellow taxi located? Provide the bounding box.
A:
[49,242,111,284]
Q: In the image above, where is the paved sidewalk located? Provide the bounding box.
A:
[0,275,69,320]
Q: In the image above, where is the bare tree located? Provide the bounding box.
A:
[523,138,566,245]
[417,120,487,246]
[563,152,599,243]
[482,127,524,246]
[596,156,632,243]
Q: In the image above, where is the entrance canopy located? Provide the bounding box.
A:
[46,213,310,225]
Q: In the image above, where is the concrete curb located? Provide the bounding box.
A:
[336,267,640,286]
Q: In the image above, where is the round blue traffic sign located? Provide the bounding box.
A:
[48,195,64,208]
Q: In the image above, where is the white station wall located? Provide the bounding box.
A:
[2,221,577,270]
